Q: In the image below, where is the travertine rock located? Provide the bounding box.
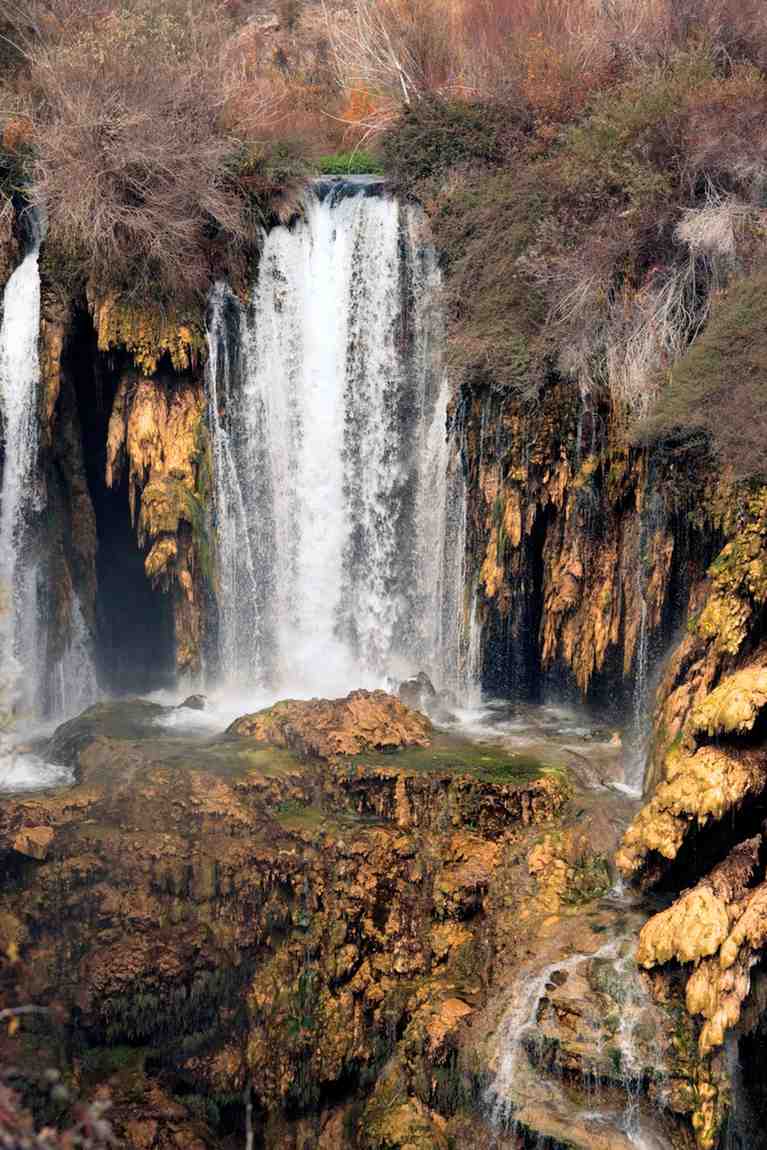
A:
[228,689,433,762]
[0,698,571,1150]
[105,373,209,672]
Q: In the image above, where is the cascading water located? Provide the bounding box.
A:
[0,227,43,716]
[486,924,672,1149]
[0,222,97,791]
[207,181,473,700]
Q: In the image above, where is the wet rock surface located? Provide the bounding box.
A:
[615,497,767,1148]
[0,694,586,1149]
[227,689,433,761]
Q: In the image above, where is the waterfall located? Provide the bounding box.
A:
[207,182,472,700]
[625,461,667,795]
[0,231,43,716]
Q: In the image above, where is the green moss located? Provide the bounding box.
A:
[275,801,327,832]
[561,854,612,905]
[349,733,555,785]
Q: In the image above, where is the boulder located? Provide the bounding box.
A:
[398,671,438,712]
[12,826,54,860]
[227,688,432,761]
[179,694,206,711]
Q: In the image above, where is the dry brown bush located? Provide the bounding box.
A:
[1,0,306,306]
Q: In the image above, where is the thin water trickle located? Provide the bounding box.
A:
[49,595,100,719]
[206,182,475,701]
[486,923,671,1149]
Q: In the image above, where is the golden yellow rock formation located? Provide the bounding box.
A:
[637,839,763,1061]
[91,292,205,375]
[228,690,432,762]
[616,743,765,878]
[105,373,209,672]
[689,665,767,739]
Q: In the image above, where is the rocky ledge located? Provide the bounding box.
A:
[1,691,577,1149]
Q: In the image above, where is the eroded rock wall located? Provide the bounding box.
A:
[617,487,767,1147]
[460,378,710,706]
[0,697,573,1150]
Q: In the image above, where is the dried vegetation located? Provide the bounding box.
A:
[2,0,767,475]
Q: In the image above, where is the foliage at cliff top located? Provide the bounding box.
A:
[0,0,341,308]
[638,270,767,481]
[3,0,767,355]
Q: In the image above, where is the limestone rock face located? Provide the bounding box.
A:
[0,699,573,1150]
[227,689,433,761]
[618,491,767,1148]
[0,203,20,289]
[616,742,766,882]
[462,380,705,700]
[90,292,204,375]
[689,665,767,739]
[11,825,55,860]
[105,373,210,673]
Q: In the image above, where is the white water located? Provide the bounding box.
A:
[207,183,474,701]
[0,232,98,792]
[0,237,42,717]
[487,930,670,1149]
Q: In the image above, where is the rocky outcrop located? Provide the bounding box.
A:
[228,690,433,761]
[90,292,204,376]
[617,490,767,1147]
[0,697,574,1150]
[461,381,706,701]
[0,198,19,289]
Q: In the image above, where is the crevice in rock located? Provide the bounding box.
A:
[65,305,175,693]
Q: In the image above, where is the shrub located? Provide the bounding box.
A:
[637,269,767,481]
[381,97,528,193]
[277,0,303,32]
[4,0,308,308]
[325,0,456,119]
[427,167,550,393]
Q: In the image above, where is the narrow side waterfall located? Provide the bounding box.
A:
[49,596,100,719]
[0,235,43,715]
[207,183,472,699]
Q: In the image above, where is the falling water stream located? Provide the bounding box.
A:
[0,230,42,717]
[207,181,472,701]
[0,223,96,790]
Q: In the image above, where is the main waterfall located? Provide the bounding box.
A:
[207,181,471,699]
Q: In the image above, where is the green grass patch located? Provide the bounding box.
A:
[317,150,384,176]
[275,801,327,832]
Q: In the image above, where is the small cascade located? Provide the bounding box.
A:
[624,462,668,795]
[487,948,594,1131]
[486,919,672,1149]
[0,228,42,716]
[207,181,473,700]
